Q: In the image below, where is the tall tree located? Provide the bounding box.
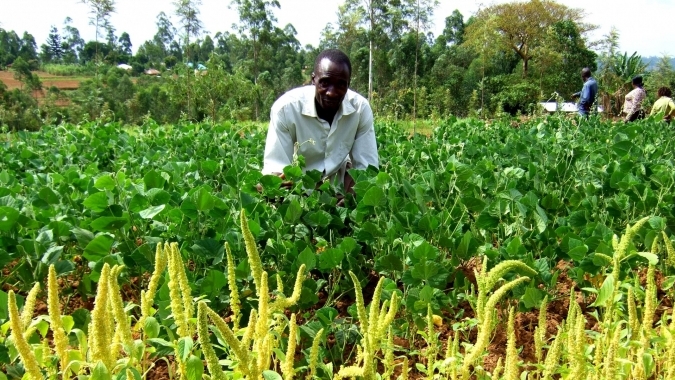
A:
[173,0,203,118]
[80,0,116,67]
[463,0,593,77]
[342,0,424,100]
[231,0,280,119]
[118,32,132,57]
[19,32,38,65]
[154,11,176,57]
[40,26,64,63]
[173,0,203,61]
[0,29,21,65]
[62,17,85,64]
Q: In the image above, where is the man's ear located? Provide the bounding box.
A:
[310,73,316,85]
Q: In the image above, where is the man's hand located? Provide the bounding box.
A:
[571,93,580,99]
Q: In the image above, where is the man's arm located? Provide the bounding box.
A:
[349,103,378,170]
[579,83,591,107]
[262,107,295,175]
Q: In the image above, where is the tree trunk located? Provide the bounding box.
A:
[253,35,259,120]
[367,3,373,102]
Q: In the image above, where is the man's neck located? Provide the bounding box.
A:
[315,99,338,126]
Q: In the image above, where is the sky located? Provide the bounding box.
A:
[0,0,673,58]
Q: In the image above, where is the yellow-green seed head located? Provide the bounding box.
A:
[9,290,42,380]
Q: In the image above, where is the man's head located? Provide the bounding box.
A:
[311,49,352,113]
[581,67,592,81]
[632,76,643,88]
[658,86,672,98]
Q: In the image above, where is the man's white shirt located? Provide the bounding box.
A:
[262,85,379,179]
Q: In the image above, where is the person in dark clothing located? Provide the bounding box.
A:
[571,67,598,117]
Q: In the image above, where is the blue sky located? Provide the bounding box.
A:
[0,0,672,58]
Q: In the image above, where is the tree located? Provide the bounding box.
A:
[533,19,597,99]
[118,32,132,57]
[342,0,431,100]
[436,9,465,47]
[0,29,21,66]
[231,0,280,119]
[62,17,85,64]
[154,11,176,58]
[80,0,116,68]
[12,57,42,98]
[173,0,203,59]
[19,32,39,67]
[173,0,203,119]
[44,26,64,63]
[199,35,214,62]
[463,0,593,77]
[646,55,675,97]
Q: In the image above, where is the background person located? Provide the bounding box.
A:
[262,49,378,197]
[623,76,647,122]
[650,86,675,123]
[571,67,598,117]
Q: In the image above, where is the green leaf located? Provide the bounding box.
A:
[201,269,227,298]
[94,175,116,191]
[637,251,659,265]
[568,245,589,262]
[522,286,544,309]
[590,274,614,307]
[83,192,109,212]
[38,187,60,204]
[177,337,193,361]
[475,212,498,229]
[194,187,214,211]
[90,361,111,380]
[144,170,166,190]
[306,210,331,228]
[0,206,19,231]
[83,234,114,259]
[90,216,128,232]
[318,248,344,271]
[376,253,404,272]
[533,206,548,233]
[461,196,486,213]
[262,371,283,380]
[297,247,316,271]
[139,204,166,219]
[144,317,160,339]
[361,186,386,207]
[284,199,303,224]
[612,140,633,157]
[186,355,204,380]
[505,237,526,258]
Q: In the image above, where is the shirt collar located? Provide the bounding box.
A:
[301,86,356,118]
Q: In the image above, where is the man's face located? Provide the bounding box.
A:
[312,58,350,113]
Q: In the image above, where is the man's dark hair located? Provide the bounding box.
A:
[314,49,352,76]
[632,76,644,87]
[658,86,672,98]
[581,67,592,79]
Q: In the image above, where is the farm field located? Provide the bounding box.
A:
[0,71,86,93]
[1,115,675,379]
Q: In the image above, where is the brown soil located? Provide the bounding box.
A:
[0,70,83,94]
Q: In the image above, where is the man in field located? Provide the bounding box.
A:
[262,49,378,196]
[571,67,598,117]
